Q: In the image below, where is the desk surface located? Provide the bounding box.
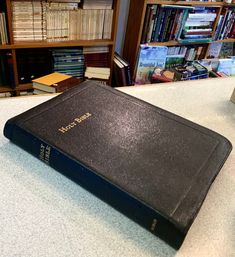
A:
[0,78,235,257]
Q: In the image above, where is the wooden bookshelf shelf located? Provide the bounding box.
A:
[224,2,235,6]
[16,83,33,91]
[148,39,235,46]
[146,0,175,4]
[0,45,12,50]
[147,40,211,46]
[0,86,14,93]
[1,40,114,50]
[175,1,224,6]
[147,41,180,46]
[146,0,224,6]
[217,38,235,43]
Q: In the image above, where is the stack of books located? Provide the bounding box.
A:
[179,6,217,43]
[113,52,132,86]
[52,48,84,79]
[0,92,11,98]
[83,46,109,67]
[32,72,80,94]
[84,67,110,84]
[171,61,209,81]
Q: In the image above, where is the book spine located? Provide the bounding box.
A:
[6,53,15,88]
[150,6,160,42]
[176,9,189,40]
[141,5,152,44]
[125,65,132,86]
[4,121,185,249]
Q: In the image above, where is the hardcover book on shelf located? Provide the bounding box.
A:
[199,58,220,73]
[4,80,232,249]
[113,52,132,86]
[219,42,235,58]
[84,46,109,68]
[113,57,127,86]
[84,67,110,80]
[32,72,80,93]
[207,42,223,58]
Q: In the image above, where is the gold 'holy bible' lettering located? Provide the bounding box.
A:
[58,112,92,134]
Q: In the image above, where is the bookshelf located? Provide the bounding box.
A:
[0,0,120,96]
[123,0,235,83]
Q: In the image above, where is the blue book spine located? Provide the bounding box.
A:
[4,120,185,249]
[176,9,189,40]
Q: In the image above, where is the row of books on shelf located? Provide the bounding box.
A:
[32,52,132,95]
[11,0,113,42]
[0,46,110,88]
[200,57,235,77]
[141,4,235,44]
[135,43,235,84]
[150,61,209,83]
[32,68,111,95]
[214,7,235,40]
[17,46,110,84]
[141,57,235,84]
[52,48,84,78]
[141,5,217,44]
[32,59,132,95]
[0,45,132,96]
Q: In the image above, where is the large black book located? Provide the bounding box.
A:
[4,81,232,249]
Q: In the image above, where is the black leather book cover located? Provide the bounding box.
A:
[4,81,232,248]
